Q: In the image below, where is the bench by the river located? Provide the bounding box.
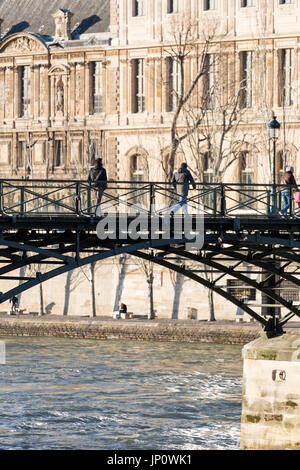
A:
[7,308,27,315]
[112,311,134,319]
[111,311,150,320]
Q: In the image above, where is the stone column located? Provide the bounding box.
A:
[241,333,300,450]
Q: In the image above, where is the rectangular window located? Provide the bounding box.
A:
[239,151,255,207]
[17,141,26,167]
[279,49,293,107]
[19,66,31,117]
[241,0,255,6]
[166,57,181,111]
[133,0,145,16]
[240,51,254,109]
[167,0,181,13]
[54,140,63,167]
[279,0,295,4]
[203,154,214,212]
[203,54,218,109]
[91,62,103,114]
[227,279,256,301]
[279,280,299,302]
[132,59,145,113]
[204,0,217,10]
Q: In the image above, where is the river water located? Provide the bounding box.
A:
[0,337,243,450]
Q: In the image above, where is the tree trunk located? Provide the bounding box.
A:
[89,262,96,317]
[147,271,154,319]
[39,283,44,316]
[208,287,216,322]
[205,267,216,322]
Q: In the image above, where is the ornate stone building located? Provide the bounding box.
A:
[0,0,299,184]
[0,0,114,180]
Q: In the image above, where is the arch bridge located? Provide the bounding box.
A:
[0,178,300,338]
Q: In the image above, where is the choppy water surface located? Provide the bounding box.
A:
[0,337,243,450]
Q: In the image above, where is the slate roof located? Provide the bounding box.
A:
[0,0,110,40]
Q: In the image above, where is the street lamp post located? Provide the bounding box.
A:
[268,116,280,214]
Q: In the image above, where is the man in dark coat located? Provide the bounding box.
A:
[88,158,107,216]
[171,162,196,215]
[280,166,297,217]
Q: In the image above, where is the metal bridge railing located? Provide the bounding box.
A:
[0,179,299,218]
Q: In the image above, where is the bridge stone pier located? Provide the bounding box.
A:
[241,333,300,450]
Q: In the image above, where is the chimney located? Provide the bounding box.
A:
[52,9,73,41]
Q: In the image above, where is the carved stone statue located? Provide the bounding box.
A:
[56,80,64,114]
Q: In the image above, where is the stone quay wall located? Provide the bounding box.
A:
[0,316,265,345]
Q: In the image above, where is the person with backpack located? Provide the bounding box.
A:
[88,158,107,216]
[171,162,196,215]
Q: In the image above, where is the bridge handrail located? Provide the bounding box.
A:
[0,179,299,217]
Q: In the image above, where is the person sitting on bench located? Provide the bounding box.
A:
[119,303,127,318]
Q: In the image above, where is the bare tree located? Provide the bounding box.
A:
[162,16,218,181]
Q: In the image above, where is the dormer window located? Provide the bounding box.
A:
[52,9,73,41]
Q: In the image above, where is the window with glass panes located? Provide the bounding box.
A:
[133,0,145,16]
[279,0,295,5]
[54,140,63,167]
[203,152,214,212]
[240,51,254,109]
[132,59,145,113]
[167,57,181,112]
[91,62,103,114]
[130,154,145,206]
[19,65,31,117]
[227,279,256,301]
[17,141,26,167]
[167,0,181,13]
[241,0,255,6]
[240,151,255,207]
[204,0,217,10]
[279,49,293,107]
[279,280,299,302]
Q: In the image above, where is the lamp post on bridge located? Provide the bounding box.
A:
[268,116,281,214]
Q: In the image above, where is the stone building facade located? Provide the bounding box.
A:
[0,0,298,320]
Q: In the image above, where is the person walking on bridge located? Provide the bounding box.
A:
[88,158,107,216]
[279,166,297,218]
[171,162,196,215]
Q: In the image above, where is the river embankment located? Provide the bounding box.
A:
[0,314,299,344]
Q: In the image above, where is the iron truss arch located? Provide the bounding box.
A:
[0,224,299,338]
[0,179,298,339]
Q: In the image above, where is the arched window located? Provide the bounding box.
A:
[130,154,145,206]
[239,151,254,207]
[130,154,144,182]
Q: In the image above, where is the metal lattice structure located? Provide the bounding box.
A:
[0,179,300,338]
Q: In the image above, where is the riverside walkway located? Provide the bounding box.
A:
[1,314,300,345]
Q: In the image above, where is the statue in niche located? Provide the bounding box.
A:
[56,79,64,115]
